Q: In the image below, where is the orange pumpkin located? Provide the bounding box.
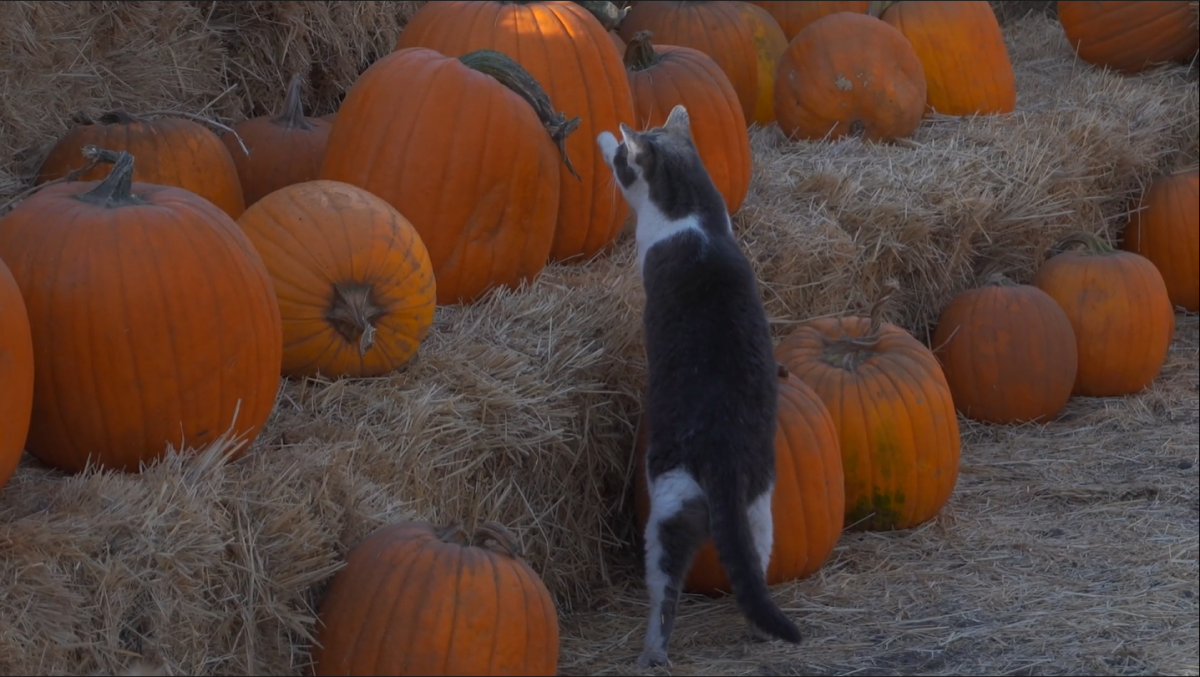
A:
[1034,232,1175,397]
[0,149,281,473]
[776,308,961,531]
[322,48,565,305]
[775,12,928,142]
[1122,169,1199,311]
[731,2,790,126]
[633,370,845,595]
[37,111,246,219]
[932,277,1078,424]
[0,258,33,491]
[236,180,437,379]
[747,1,871,40]
[396,0,636,264]
[1058,1,1199,73]
[624,32,752,213]
[879,1,1016,116]
[312,521,559,676]
[618,1,763,125]
[222,74,332,208]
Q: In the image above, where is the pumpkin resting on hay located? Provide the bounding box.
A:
[1121,169,1199,312]
[236,180,436,379]
[633,370,846,595]
[311,521,559,676]
[0,148,281,473]
[0,258,33,492]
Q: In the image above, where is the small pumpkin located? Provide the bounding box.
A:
[624,31,752,213]
[311,520,559,676]
[731,2,790,126]
[222,74,332,208]
[775,12,928,142]
[1034,232,1175,397]
[37,110,246,219]
[396,0,636,263]
[633,369,845,595]
[1121,169,1199,311]
[618,1,764,125]
[0,258,34,491]
[0,148,281,473]
[747,1,871,41]
[775,299,961,531]
[931,276,1078,424]
[236,180,437,378]
[1057,0,1199,73]
[877,1,1016,116]
[322,48,570,305]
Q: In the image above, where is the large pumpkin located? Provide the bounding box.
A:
[618,1,764,125]
[775,308,961,531]
[624,32,752,213]
[931,277,1078,424]
[747,1,871,40]
[222,74,332,208]
[396,0,636,263]
[37,110,246,219]
[1033,232,1175,397]
[0,258,34,491]
[322,48,566,305]
[730,2,790,126]
[775,12,928,142]
[236,180,437,378]
[1122,169,1199,311]
[312,521,559,676]
[1057,1,1199,73]
[878,1,1016,116]
[0,148,281,473]
[633,370,845,595]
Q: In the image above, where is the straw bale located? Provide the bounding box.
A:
[0,7,1198,677]
[989,0,1056,25]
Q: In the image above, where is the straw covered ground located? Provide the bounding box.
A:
[0,3,1197,676]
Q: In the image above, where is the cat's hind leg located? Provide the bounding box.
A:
[744,483,778,642]
[639,467,709,669]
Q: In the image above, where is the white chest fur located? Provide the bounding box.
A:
[633,204,706,276]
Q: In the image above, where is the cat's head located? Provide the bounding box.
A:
[597,105,700,208]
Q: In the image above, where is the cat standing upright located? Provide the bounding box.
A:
[597,105,802,668]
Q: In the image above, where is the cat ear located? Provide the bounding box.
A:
[663,105,692,139]
[619,123,644,157]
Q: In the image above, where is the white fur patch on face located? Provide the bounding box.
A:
[597,131,618,168]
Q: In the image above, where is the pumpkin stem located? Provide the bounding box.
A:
[459,49,583,182]
[624,31,661,71]
[572,0,629,31]
[471,521,525,560]
[866,0,894,18]
[819,285,898,370]
[272,73,316,131]
[327,282,385,357]
[776,362,790,379]
[73,146,150,207]
[1048,231,1118,257]
[435,522,470,545]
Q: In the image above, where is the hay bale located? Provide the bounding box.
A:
[0,9,1198,677]
[989,0,1057,25]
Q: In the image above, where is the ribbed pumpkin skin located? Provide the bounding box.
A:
[311,521,560,676]
[776,317,961,531]
[747,1,871,40]
[0,259,34,490]
[37,115,247,219]
[395,1,635,264]
[632,373,845,595]
[618,1,762,126]
[1058,0,1200,73]
[0,166,281,473]
[932,283,1078,424]
[1122,169,1199,311]
[626,40,752,213]
[881,1,1016,116]
[1034,238,1175,397]
[731,2,789,126]
[775,12,928,142]
[236,180,437,379]
[320,48,559,305]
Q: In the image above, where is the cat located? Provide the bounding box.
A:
[597,105,802,668]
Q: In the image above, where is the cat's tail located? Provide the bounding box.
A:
[707,480,803,644]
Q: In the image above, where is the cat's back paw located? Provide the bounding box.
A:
[637,647,671,669]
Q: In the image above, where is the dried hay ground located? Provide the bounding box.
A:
[0,7,1197,677]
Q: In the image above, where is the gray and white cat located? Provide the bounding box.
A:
[597,105,802,668]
